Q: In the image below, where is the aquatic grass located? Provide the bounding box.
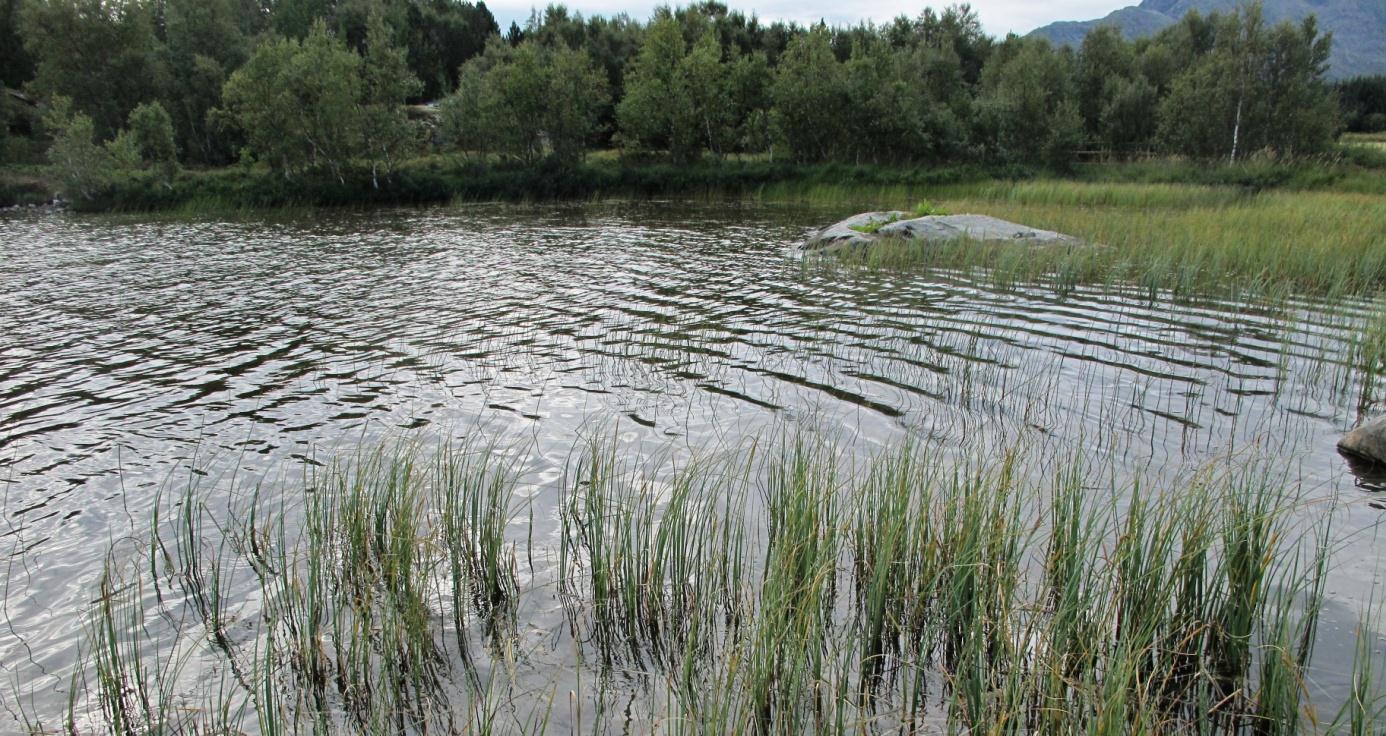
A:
[1333,612,1386,735]
[850,444,944,700]
[559,439,752,670]
[60,441,541,733]
[20,433,1382,733]
[1344,299,1386,411]
[89,561,189,734]
[437,442,521,628]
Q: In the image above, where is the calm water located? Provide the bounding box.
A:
[2,201,1385,724]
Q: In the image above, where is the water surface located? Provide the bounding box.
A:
[2,201,1384,723]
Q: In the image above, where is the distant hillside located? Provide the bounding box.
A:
[1028,0,1386,79]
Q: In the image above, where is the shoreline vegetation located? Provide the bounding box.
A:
[8,155,1383,301]
[2,149,1385,215]
[14,435,1375,734]
[2,0,1384,220]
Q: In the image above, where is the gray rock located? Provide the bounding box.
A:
[802,211,909,250]
[1339,416,1386,465]
[803,212,1080,251]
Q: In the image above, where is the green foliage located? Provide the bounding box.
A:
[771,27,846,162]
[1338,75,1386,133]
[546,44,611,163]
[3,0,1352,175]
[842,40,969,164]
[161,0,259,165]
[0,0,33,89]
[616,17,699,160]
[272,0,496,101]
[270,0,333,40]
[43,98,119,200]
[848,213,901,234]
[913,199,946,216]
[975,38,1084,168]
[41,95,181,200]
[215,36,303,175]
[1077,26,1160,154]
[218,19,418,181]
[442,40,607,165]
[76,157,1023,212]
[1076,27,1133,141]
[360,11,423,185]
[401,0,498,100]
[679,32,732,158]
[1159,6,1337,160]
[1101,74,1159,153]
[20,0,167,138]
[0,86,9,163]
[104,129,141,170]
[128,101,178,182]
[727,50,772,153]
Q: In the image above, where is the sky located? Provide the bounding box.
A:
[485,0,1131,37]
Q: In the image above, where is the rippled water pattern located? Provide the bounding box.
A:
[1,202,1383,717]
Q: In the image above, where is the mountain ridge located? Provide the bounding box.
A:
[1028,0,1386,79]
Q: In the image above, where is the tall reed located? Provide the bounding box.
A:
[23,434,1378,735]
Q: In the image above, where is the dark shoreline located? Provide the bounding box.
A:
[5,154,1379,214]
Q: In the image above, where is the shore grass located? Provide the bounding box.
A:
[12,146,1380,215]
[805,181,1386,299]
[16,433,1381,734]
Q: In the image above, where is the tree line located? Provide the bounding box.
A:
[441,2,1343,167]
[0,0,1365,190]
[1338,76,1386,133]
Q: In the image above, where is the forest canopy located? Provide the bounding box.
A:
[0,0,1370,187]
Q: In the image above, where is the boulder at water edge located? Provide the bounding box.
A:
[1339,416,1386,465]
[803,212,1080,251]
[806,211,911,249]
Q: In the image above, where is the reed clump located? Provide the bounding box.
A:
[22,434,1382,734]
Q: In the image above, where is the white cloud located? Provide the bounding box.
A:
[486,0,1130,37]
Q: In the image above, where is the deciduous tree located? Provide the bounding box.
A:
[974,38,1082,168]
[128,100,178,183]
[360,11,422,185]
[771,27,846,162]
[219,22,364,179]
[21,0,168,137]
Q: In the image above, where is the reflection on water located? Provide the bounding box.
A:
[1,201,1384,724]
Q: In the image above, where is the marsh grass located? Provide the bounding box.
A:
[806,181,1386,299]
[23,434,1384,734]
[1345,307,1386,412]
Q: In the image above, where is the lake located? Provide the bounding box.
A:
[2,201,1383,731]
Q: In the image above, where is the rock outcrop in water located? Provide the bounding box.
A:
[803,212,1080,251]
[1339,416,1386,465]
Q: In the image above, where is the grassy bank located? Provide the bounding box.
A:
[803,182,1386,299]
[10,145,1379,215]
[13,435,1380,734]
[47,157,1034,213]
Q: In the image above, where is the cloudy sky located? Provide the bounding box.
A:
[486,0,1130,37]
